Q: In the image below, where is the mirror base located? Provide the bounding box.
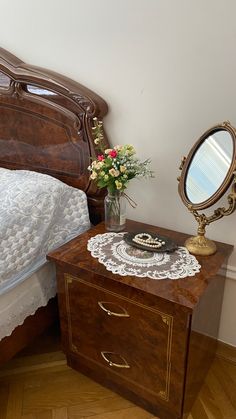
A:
[185,235,217,256]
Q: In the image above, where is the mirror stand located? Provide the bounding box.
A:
[178,121,236,256]
[185,209,217,256]
[185,175,236,256]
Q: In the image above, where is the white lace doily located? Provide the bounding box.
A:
[87,232,201,280]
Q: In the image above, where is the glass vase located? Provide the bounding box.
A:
[104,190,126,232]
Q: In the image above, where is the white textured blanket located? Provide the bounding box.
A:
[0,169,90,295]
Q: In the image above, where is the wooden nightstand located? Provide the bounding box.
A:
[47,220,233,419]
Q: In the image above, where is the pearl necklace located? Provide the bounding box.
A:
[132,233,166,249]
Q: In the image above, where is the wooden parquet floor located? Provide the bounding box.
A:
[0,327,235,419]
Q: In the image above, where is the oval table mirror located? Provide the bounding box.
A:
[178,121,236,255]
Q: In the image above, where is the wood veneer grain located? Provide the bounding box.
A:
[0,47,111,365]
[48,220,233,312]
[0,47,110,224]
[47,220,234,418]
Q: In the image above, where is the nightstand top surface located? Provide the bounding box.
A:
[47,219,233,312]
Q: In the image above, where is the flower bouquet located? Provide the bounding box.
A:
[88,118,153,231]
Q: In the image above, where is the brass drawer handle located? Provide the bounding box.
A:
[101,351,130,369]
[98,301,130,318]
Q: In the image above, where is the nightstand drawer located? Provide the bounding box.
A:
[63,274,179,408]
[49,220,232,419]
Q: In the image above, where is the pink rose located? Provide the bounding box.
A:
[98,154,105,161]
[109,150,117,158]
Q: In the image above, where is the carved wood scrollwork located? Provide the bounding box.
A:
[0,47,109,224]
[12,81,23,99]
[72,94,95,115]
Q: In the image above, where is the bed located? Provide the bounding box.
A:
[0,47,109,365]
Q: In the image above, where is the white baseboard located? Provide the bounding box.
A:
[219,264,236,280]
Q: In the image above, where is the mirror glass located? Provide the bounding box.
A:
[185,130,234,204]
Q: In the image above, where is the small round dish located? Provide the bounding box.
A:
[123,232,178,253]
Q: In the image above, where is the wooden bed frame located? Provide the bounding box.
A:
[0,48,110,365]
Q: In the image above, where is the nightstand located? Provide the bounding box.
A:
[47,220,233,419]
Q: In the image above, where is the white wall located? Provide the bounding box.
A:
[1,0,236,345]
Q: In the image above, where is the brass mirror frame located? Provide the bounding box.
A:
[178,121,236,256]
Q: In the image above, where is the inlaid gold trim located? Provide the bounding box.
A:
[64,273,173,402]
[65,274,172,319]
[159,390,166,398]
[65,276,74,351]
[161,315,170,325]
[71,343,79,354]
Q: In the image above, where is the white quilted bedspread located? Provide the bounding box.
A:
[0,169,90,295]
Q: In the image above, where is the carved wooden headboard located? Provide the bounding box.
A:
[0,48,109,224]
